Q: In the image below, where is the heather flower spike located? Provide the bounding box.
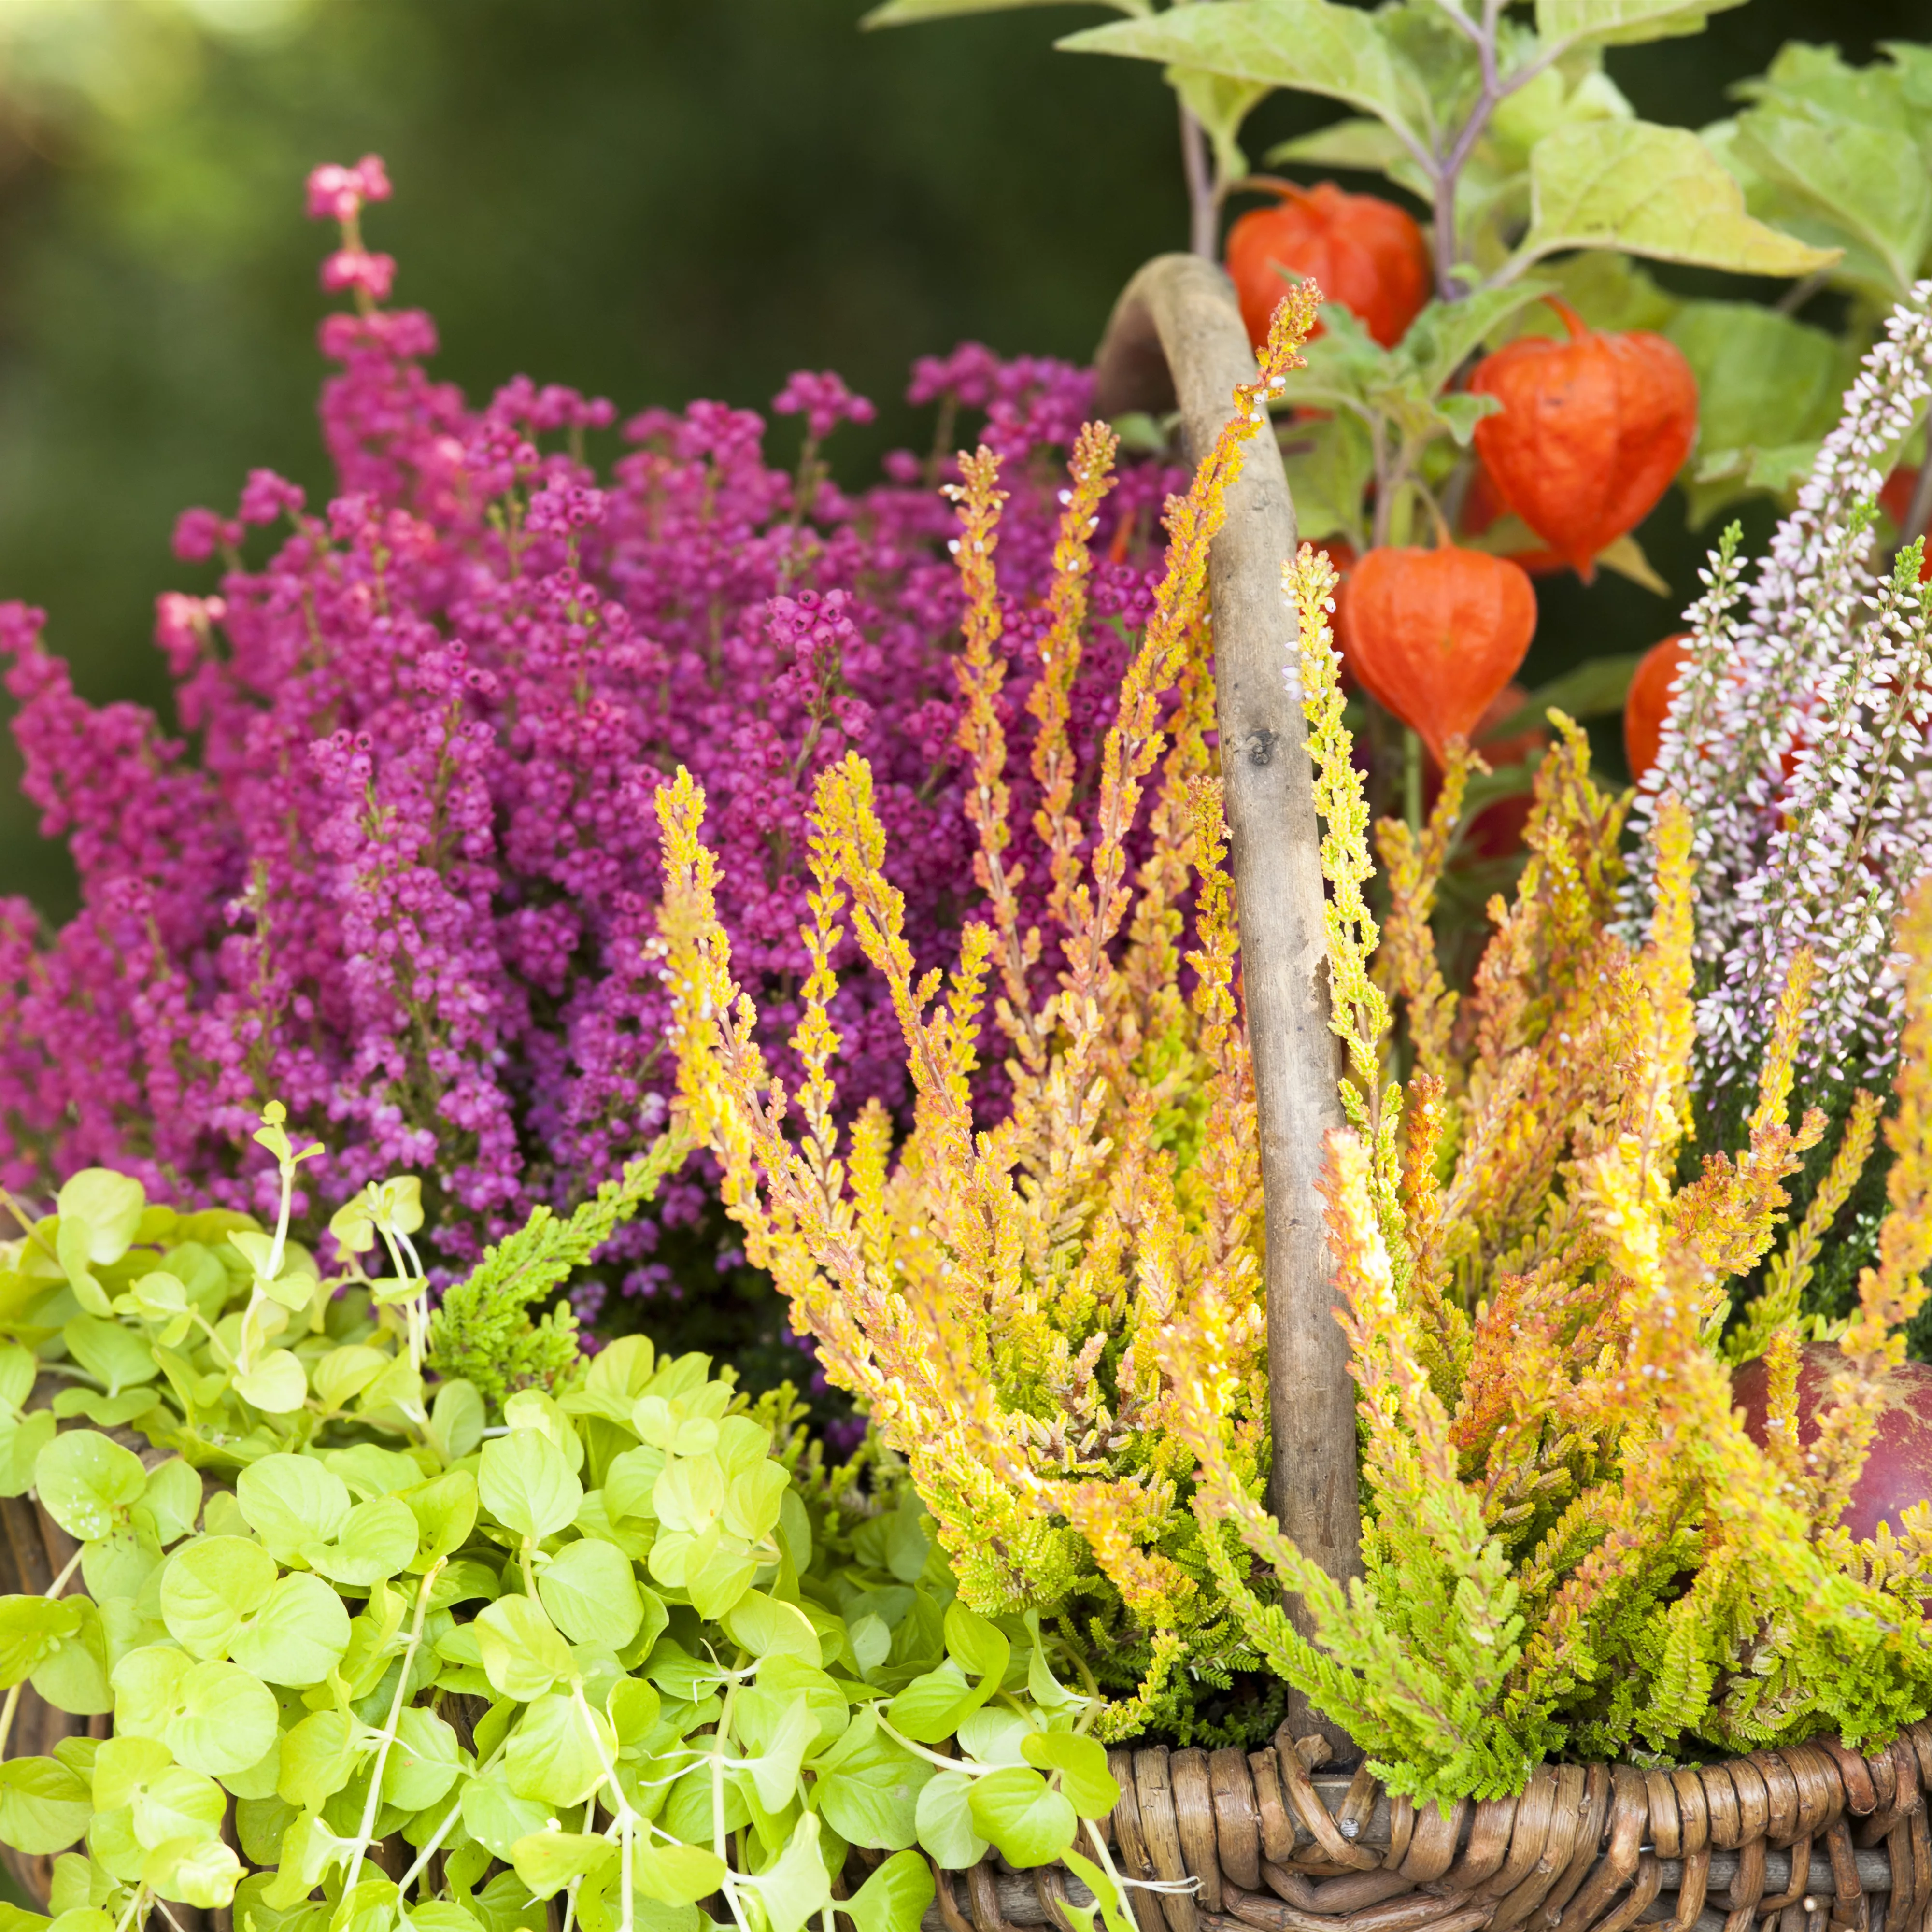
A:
[1634,281,1932,1106]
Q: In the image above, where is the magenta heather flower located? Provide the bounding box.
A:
[773,370,876,442]
[0,159,1178,1277]
[306,156,391,224]
[321,249,398,303]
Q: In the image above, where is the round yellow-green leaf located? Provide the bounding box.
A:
[160,1537,276,1658]
[165,1660,278,1777]
[34,1432,146,1544]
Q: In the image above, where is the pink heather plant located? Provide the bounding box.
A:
[0,159,1180,1290]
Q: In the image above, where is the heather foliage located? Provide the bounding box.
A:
[0,159,1175,1288]
[659,289,1325,1749]
[1174,550,1932,1800]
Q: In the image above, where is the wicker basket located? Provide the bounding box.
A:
[931,1731,1924,1932]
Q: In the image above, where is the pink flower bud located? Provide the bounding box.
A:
[305,163,362,223]
[237,469,305,526]
[320,249,397,302]
[172,507,242,564]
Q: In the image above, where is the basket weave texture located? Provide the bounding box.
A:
[931,1730,1932,1932]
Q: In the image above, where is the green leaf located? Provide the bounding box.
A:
[476,1592,575,1702]
[29,1600,110,1717]
[1058,0,1431,159]
[236,1453,352,1557]
[955,1708,1029,1766]
[509,1830,614,1902]
[110,1644,191,1743]
[459,1773,551,1862]
[1166,67,1270,189]
[941,1603,1008,1686]
[503,1692,611,1808]
[34,1430,146,1543]
[724,1591,820,1665]
[137,1459,201,1546]
[0,1757,90,1855]
[885,1665,976,1745]
[165,1660,278,1777]
[235,1350,308,1415]
[1398,285,1562,399]
[605,1446,666,1524]
[144,1835,243,1909]
[1022,1619,1076,1711]
[92,1733,171,1812]
[1266,117,1432,202]
[1492,657,1644,743]
[0,1412,56,1501]
[427,1379,486,1463]
[1663,299,1846,523]
[744,1811,831,1932]
[653,1455,724,1535]
[1020,1733,1119,1819]
[684,1537,759,1621]
[0,1597,80,1690]
[742,1658,850,1757]
[1435,392,1503,449]
[160,1535,277,1658]
[811,1707,930,1851]
[275,1708,359,1810]
[721,1462,787,1543]
[1595,530,1671,595]
[407,1904,484,1932]
[308,1495,419,1587]
[236,1793,297,1868]
[61,1316,158,1398]
[967,1765,1077,1868]
[1063,1850,1138,1932]
[631,1841,727,1908]
[913,1772,987,1870]
[1732,109,1932,298]
[56,1172,145,1265]
[404,1469,480,1565]
[540,1538,645,1648]
[1534,0,1746,50]
[1508,120,1840,280]
[382,1706,464,1812]
[1278,412,1373,547]
[745,1692,816,1814]
[309,1344,387,1414]
[227,1571,351,1687]
[845,1850,936,1932]
[480,1430,583,1543]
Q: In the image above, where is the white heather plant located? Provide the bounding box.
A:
[0,1109,1146,1932]
[1634,280,1932,1106]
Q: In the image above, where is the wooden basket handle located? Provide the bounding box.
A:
[1094,256,1361,1757]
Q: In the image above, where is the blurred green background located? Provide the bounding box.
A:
[0,0,1923,916]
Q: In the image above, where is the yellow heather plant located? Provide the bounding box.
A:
[1167,548,1932,1798]
[657,295,1932,1788]
[654,287,1322,1745]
